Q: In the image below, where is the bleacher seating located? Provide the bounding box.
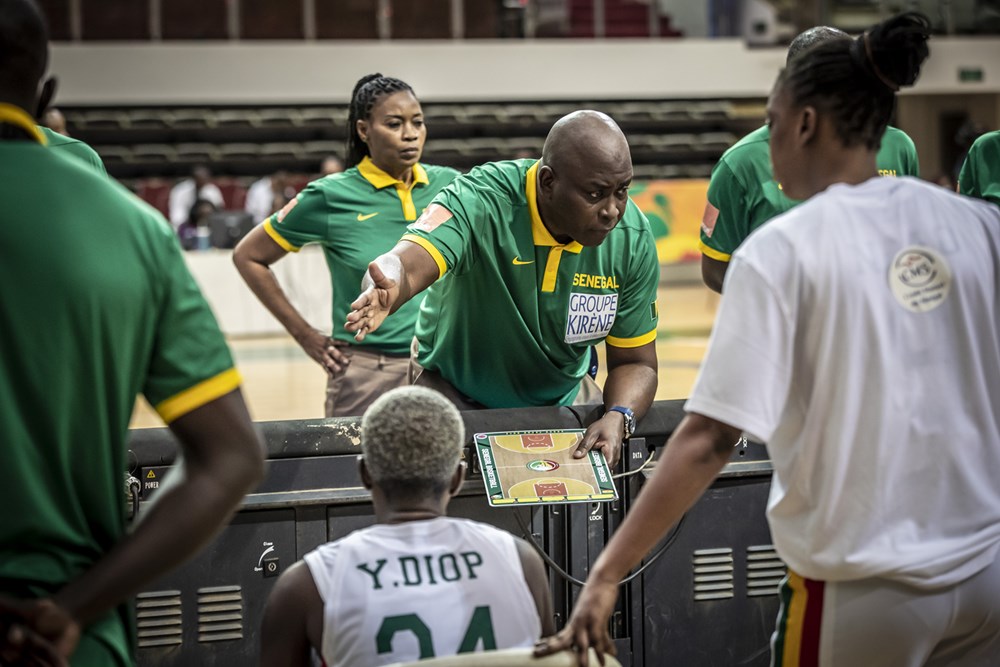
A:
[66,98,762,215]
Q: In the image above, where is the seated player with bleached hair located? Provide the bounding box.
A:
[259,386,554,667]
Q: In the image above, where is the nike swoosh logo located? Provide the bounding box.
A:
[512,257,534,265]
[357,212,379,221]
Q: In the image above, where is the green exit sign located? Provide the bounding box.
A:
[959,67,984,83]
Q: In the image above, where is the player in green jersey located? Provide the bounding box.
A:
[0,2,264,663]
[347,111,660,467]
[37,124,106,174]
[959,130,1000,206]
[235,74,459,417]
[31,75,107,174]
[699,26,920,293]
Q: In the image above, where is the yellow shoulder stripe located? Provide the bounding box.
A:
[699,240,731,262]
[401,234,448,280]
[155,368,242,424]
[606,329,657,348]
[263,220,300,253]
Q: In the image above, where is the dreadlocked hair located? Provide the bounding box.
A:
[777,12,930,151]
[345,73,416,168]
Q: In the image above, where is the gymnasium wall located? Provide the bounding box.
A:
[50,38,1000,105]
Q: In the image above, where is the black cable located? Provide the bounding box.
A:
[125,473,141,521]
[513,506,685,588]
[503,411,679,586]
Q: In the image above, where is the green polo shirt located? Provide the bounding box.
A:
[38,125,107,175]
[264,157,459,355]
[959,130,1000,206]
[402,159,660,408]
[1,128,238,665]
[700,125,920,261]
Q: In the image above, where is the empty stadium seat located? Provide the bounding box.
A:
[658,133,699,153]
[63,111,87,131]
[82,110,128,129]
[657,102,698,123]
[215,109,259,128]
[693,100,734,121]
[94,145,132,164]
[505,104,544,124]
[464,104,506,125]
[422,138,467,162]
[697,132,737,153]
[170,109,214,129]
[259,142,304,161]
[627,134,661,151]
[298,107,342,127]
[218,143,260,161]
[256,108,299,127]
[612,101,662,122]
[422,104,468,124]
[128,110,172,129]
[175,142,219,162]
[503,136,544,156]
[302,140,343,161]
[131,143,177,163]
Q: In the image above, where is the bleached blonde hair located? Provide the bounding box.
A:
[361,386,465,499]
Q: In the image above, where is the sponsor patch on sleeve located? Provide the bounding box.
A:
[411,203,453,233]
[565,292,618,344]
[701,202,719,238]
[275,196,298,223]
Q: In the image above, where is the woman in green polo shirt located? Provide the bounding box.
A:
[234,74,459,417]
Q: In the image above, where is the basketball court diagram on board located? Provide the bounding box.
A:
[475,430,618,506]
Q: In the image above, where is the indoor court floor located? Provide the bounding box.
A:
[129,282,719,429]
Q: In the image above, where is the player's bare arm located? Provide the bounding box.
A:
[575,341,657,467]
[234,226,349,373]
[538,413,739,666]
[259,561,323,667]
[701,254,729,294]
[51,391,264,636]
[346,239,440,342]
[514,538,556,637]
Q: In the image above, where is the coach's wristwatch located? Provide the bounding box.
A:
[607,406,636,440]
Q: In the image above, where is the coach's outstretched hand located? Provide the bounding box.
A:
[534,576,619,667]
[346,258,401,342]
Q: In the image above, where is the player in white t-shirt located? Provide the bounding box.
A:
[259,386,553,667]
[538,12,1000,667]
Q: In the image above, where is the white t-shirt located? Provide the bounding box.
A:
[303,516,541,667]
[244,176,274,224]
[168,179,224,229]
[686,176,1000,589]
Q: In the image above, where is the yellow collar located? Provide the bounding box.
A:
[525,161,583,254]
[357,156,428,190]
[0,103,47,145]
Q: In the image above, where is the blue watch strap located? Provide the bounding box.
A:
[607,406,635,437]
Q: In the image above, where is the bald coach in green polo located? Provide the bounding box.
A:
[347,110,660,468]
